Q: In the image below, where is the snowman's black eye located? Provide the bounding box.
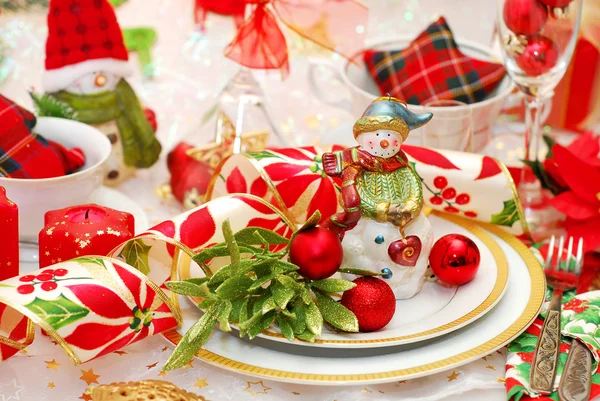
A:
[375,235,384,244]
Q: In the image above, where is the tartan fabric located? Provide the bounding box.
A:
[0,95,85,179]
[364,17,506,105]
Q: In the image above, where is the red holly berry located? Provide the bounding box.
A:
[41,282,58,291]
[36,273,53,282]
[516,35,559,77]
[19,275,36,282]
[563,298,587,313]
[290,227,343,280]
[464,211,478,218]
[444,206,459,213]
[42,269,54,274]
[17,285,35,294]
[433,176,448,189]
[442,187,456,200]
[455,193,470,205]
[503,0,548,35]
[430,196,443,205]
[53,269,68,277]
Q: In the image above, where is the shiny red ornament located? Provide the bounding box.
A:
[539,0,572,7]
[289,227,343,280]
[167,142,213,208]
[516,35,559,76]
[503,0,548,35]
[429,234,480,286]
[341,277,396,332]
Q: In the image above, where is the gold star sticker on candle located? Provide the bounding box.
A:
[79,368,100,385]
[65,232,69,237]
[97,230,104,235]
[244,381,271,396]
[47,382,55,389]
[45,359,60,371]
[486,364,496,370]
[6,262,11,266]
[187,112,269,170]
[146,362,159,370]
[447,371,460,381]
[193,378,208,389]
[45,251,50,256]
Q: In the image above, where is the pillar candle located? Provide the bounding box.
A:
[38,204,134,268]
[0,187,18,280]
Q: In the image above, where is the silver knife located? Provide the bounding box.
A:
[558,338,593,401]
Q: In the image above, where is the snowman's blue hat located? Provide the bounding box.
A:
[353,96,433,139]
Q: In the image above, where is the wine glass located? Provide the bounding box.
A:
[496,0,582,237]
[422,100,473,152]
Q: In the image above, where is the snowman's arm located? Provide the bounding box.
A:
[324,147,382,178]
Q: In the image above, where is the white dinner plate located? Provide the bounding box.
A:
[164,220,545,385]
[179,212,509,348]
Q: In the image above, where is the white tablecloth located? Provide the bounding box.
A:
[0,0,512,399]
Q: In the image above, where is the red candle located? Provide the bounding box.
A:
[0,187,18,280]
[38,204,134,268]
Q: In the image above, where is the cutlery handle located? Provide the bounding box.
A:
[530,291,562,394]
[558,339,593,401]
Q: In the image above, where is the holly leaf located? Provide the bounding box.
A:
[272,260,299,274]
[215,276,254,300]
[230,298,248,323]
[25,295,89,330]
[261,297,278,314]
[218,300,233,332]
[296,330,316,342]
[234,227,290,246]
[222,220,240,273]
[292,211,322,239]
[490,199,520,227]
[276,315,295,342]
[338,268,382,277]
[118,239,152,275]
[248,311,276,339]
[249,150,279,161]
[165,280,213,298]
[248,273,280,291]
[164,301,223,370]
[198,299,216,309]
[238,310,263,337]
[521,159,563,195]
[183,277,210,286]
[208,260,255,287]
[311,279,356,293]
[290,303,307,334]
[305,300,323,336]
[277,275,305,291]
[315,292,358,332]
[271,282,295,309]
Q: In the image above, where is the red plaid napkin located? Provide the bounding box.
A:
[0,95,85,179]
[364,17,506,105]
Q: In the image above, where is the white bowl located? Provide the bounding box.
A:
[0,117,111,241]
[309,36,516,152]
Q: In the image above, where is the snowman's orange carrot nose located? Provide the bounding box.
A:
[380,139,389,149]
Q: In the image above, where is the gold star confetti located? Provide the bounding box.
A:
[79,393,92,401]
[244,381,271,396]
[486,364,496,370]
[45,359,60,371]
[47,382,55,389]
[497,376,506,383]
[183,361,194,369]
[146,362,159,370]
[158,371,167,377]
[193,378,208,389]
[378,390,385,394]
[447,371,460,381]
[114,351,127,356]
[362,387,372,393]
[398,380,407,384]
[481,356,487,361]
[496,350,503,355]
[292,392,301,395]
[161,346,169,352]
[79,368,100,385]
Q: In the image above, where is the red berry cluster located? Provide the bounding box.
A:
[427,176,477,218]
[17,268,68,294]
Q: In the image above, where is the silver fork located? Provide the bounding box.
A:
[530,236,583,395]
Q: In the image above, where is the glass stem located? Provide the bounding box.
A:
[520,95,544,205]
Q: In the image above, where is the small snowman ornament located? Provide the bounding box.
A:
[322,96,434,299]
[41,0,161,185]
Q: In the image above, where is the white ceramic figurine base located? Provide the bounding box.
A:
[342,213,434,299]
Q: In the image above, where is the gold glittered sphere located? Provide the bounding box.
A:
[88,380,204,401]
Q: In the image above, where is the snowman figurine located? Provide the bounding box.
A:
[322,96,434,299]
[41,0,161,185]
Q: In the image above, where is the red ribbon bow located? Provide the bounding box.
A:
[225,0,368,77]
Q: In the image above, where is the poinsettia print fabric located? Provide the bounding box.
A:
[0,303,31,361]
[208,145,527,235]
[505,290,600,400]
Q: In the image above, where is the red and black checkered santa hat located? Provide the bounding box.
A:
[43,0,132,93]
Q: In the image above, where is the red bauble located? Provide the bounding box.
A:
[289,227,343,280]
[516,35,559,76]
[539,0,572,7]
[429,234,481,286]
[341,277,396,332]
[503,0,548,35]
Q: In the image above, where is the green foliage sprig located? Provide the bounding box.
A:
[164,212,378,371]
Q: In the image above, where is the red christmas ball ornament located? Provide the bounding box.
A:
[539,0,572,7]
[503,0,548,35]
[289,227,343,280]
[516,35,559,76]
[341,277,396,332]
[429,234,481,286]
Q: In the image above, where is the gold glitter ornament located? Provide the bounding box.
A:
[87,380,203,401]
